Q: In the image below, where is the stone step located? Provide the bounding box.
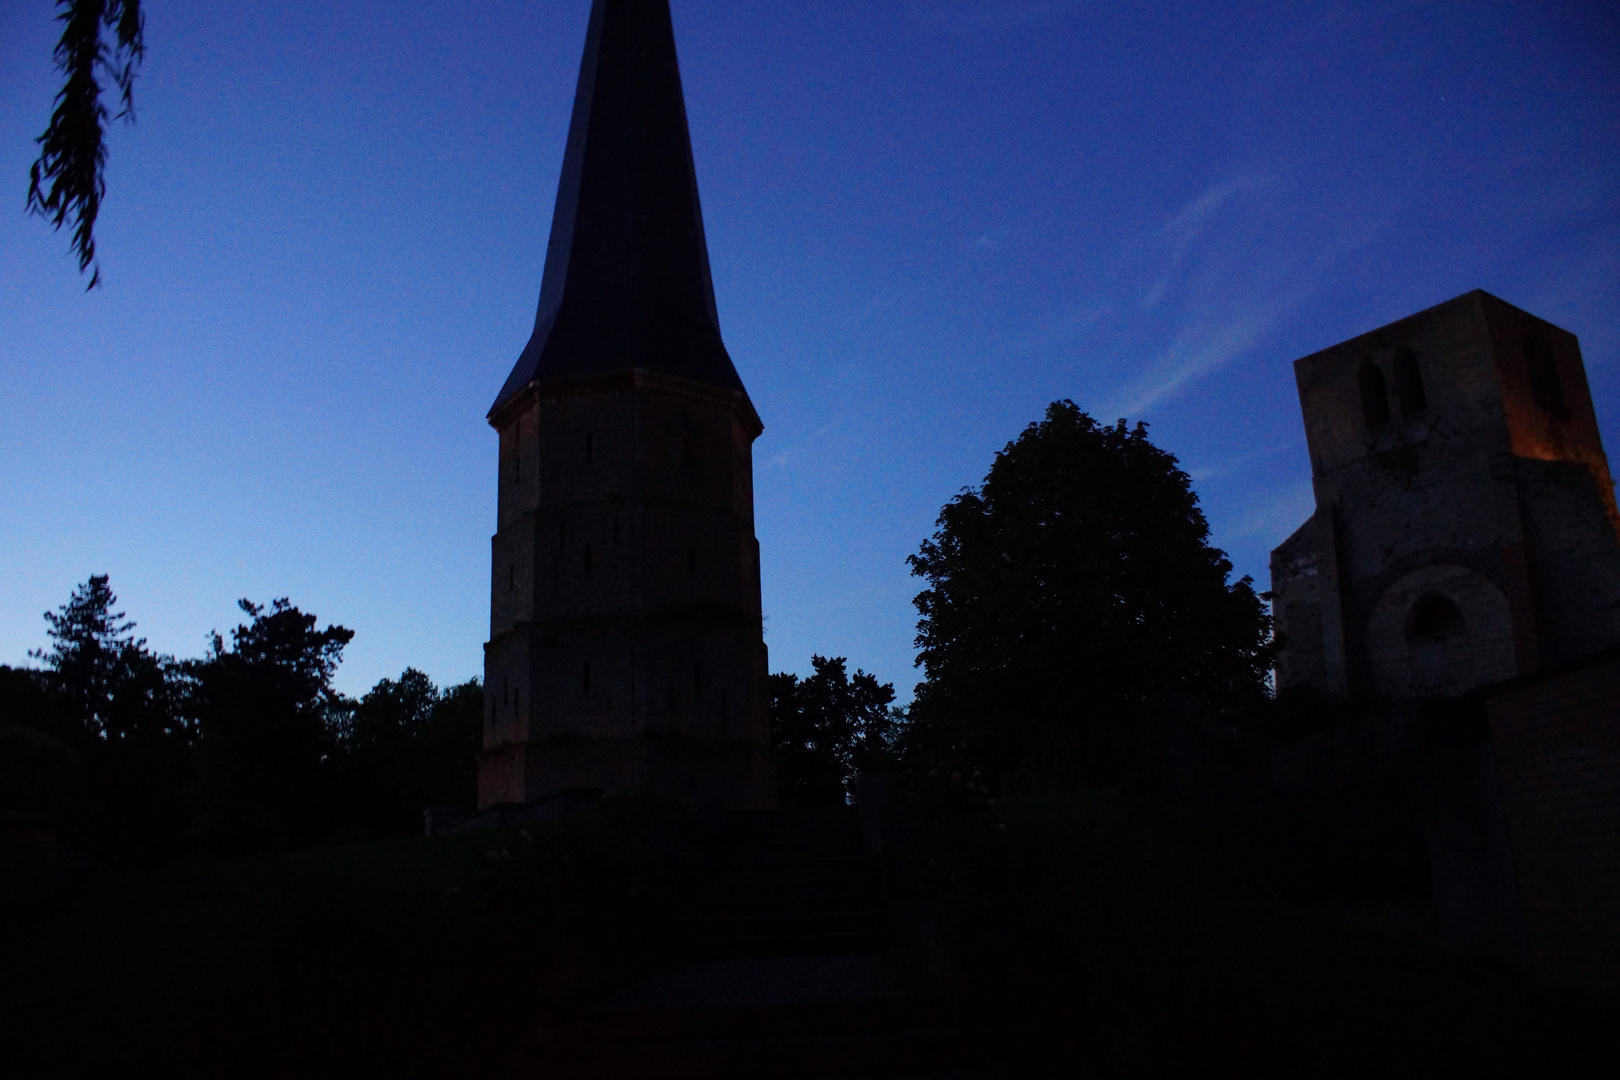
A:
[687,866,883,900]
[522,1024,967,1079]
[562,998,954,1044]
[690,892,886,919]
[515,959,975,1079]
[696,928,889,958]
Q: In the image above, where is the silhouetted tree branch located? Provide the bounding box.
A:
[26,0,145,289]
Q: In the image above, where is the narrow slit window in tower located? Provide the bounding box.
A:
[688,546,697,574]
[585,432,594,463]
[669,685,678,716]
[1393,347,1426,415]
[582,662,592,695]
[583,543,593,574]
[1358,361,1391,430]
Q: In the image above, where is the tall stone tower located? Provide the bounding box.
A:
[1271,290,1620,700]
[481,0,772,809]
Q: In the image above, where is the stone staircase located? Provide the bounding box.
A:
[506,807,977,1079]
[683,808,888,958]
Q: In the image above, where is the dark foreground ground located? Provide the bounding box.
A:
[2,793,1614,1079]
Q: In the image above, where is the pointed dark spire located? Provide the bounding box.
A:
[491,0,742,416]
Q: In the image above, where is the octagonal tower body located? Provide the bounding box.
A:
[481,0,772,808]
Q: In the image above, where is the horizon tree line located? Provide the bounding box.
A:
[2,399,1277,855]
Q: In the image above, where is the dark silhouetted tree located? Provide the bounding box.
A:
[31,573,137,739]
[908,401,1272,789]
[772,655,902,806]
[27,0,146,288]
[333,669,483,836]
[187,598,353,850]
[17,575,191,852]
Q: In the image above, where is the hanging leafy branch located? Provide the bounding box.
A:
[26,0,146,290]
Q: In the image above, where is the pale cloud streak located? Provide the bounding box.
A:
[1218,478,1317,543]
[1082,168,1379,420]
[911,1,1078,30]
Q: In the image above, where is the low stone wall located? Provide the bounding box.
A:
[1486,648,1620,991]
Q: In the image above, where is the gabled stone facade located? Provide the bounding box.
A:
[480,0,772,809]
[1272,290,1620,700]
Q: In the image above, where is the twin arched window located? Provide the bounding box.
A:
[1359,361,1390,430]
[1360,347,1427,431]
[1392,347,1426,415]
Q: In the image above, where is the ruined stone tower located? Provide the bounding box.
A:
[1272,290,1620,700]
[480,0,772,809]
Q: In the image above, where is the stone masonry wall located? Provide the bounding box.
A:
[1485,649,1620,991]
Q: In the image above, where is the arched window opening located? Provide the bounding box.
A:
[1410,594,1465,643]
[582,661,592,695]
[1393,346,1426,416]
[1359,361,1391,430]
[1524,330,1568,418]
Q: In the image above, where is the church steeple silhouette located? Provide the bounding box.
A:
[482,0,773,811]
[491,0,744,411]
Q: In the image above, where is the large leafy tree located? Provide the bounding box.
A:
[771,655,902,806]
[27,0,146,288]
[333,669,483,835]
[908,401,1272,789]
[187,598,354,849]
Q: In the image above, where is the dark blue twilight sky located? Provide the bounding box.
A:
[2,1,1617,698]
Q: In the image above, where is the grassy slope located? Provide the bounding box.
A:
[913,789,1620,1079]
[0,815,650,1079]
[4,794,1614,1079]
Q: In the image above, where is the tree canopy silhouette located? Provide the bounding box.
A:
[188,598,354,849]
[771,656,902,806]
[908,400,1272,789]
[26,0,145,288]
[333,668,483,836]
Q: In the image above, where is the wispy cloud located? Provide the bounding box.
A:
[911,1,1078,30]
[1101,290,1300,417]
[1081,166,1381,419]
[1187,443,1292,483]
[765,418,841,469]
[973,226,1015,251]
[1218,479,1316,543]
[1141,173,1269,310]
